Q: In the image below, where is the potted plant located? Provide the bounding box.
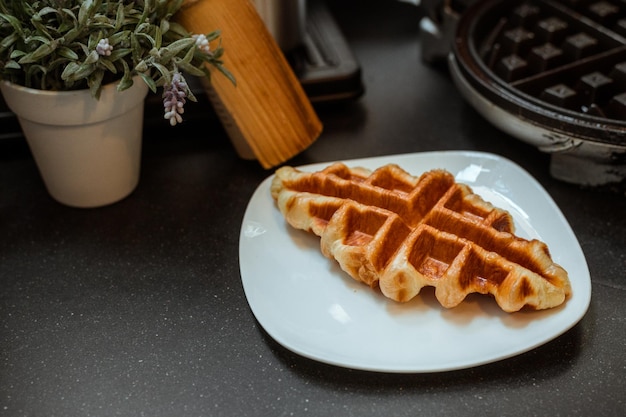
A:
[0,0,234,208]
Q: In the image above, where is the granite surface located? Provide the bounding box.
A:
[1,1,625,416]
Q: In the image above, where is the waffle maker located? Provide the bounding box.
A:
[420,0,626,189]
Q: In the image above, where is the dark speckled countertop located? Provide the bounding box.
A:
[1,1,625,416]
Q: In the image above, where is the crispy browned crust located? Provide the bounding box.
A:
[271,163,571,313]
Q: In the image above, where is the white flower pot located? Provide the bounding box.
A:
[1,77,149,208]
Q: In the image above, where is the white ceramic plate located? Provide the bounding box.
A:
[239,151,591,373]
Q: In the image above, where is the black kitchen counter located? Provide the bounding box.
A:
[1,1,625,416]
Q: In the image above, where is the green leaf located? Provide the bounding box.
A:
[114,3,124,31]
[30,20,52,39]
[0,12,24,37]
[47,56,72,73]
[56,46,79,60]
[151,61,171,84]
[130,33,142,63]
[63,28,83,44]
[176,61,206,77]
[60,7,78,23]
[117,75,133,92]
[154,25,162,49]
[117,59,134,92]
[9,50,26,59]
[159,38,194,60]
[109,30,131,45]
[98,57,117,73]
[161,19,170,35]
[35,7,59,19]
[61,61,95,82]
[25,64,49,89]
[88,69,104,98]
[84,50,99,65]
[136,0,148,24]
[135,22,151,34]
[211,47,225,60]
[167,21,189,37]
[135,60,148,72]
[78,0,96,26]
[60,62,80,80]
[4,60,20,70]
[23,35,52,45]
[0,32,19,50]
[139,72,157,94]
[75,62,96,79]
[77,42,90,56]
[108,48,130,62]
[137,34,156,51]
[186,89,198,103]
[215,63,236,86]
[18,40,58,64]
[204,30,222,42]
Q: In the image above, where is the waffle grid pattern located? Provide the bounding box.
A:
[485,0,626,119]
[271,163,571,312]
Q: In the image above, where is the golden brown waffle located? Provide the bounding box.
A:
[271,162,572,313]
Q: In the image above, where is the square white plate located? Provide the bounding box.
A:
[239,151,591,373]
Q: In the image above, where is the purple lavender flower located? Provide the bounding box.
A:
[163,73,188,126]
[192,34,211,55]
[96,38,113,56]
